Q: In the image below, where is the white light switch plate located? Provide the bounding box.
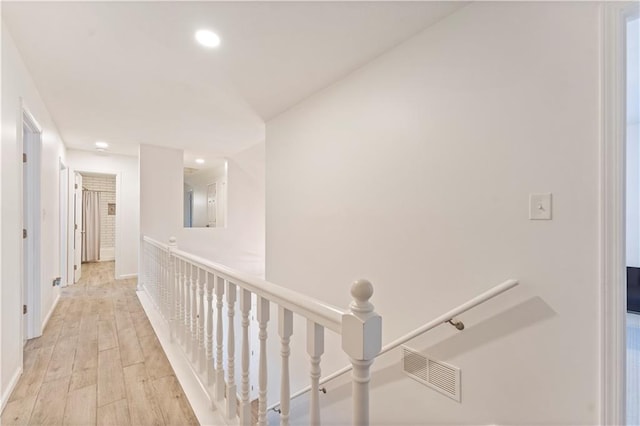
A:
[529,193,552,220]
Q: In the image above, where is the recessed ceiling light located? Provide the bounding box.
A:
[95,141,109,149]
[195,158,205,164]
[195,29,221,48]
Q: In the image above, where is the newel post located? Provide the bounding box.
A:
[341,279,381,426]
[168,236,177,343]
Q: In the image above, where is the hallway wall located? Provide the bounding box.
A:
[266,2,601,424]
[140,143,265,275]
[1,23,67,408]
[66,150,139,279]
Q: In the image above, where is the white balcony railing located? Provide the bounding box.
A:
[141,235,382,426]
[141,235,519,425]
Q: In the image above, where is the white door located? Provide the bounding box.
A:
[207,183,217,227]
[22,129,28,344]
[73,173,83,282]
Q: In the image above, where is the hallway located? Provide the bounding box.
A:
[1,262,199,426]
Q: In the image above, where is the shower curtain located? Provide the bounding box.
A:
[82,190,101,262]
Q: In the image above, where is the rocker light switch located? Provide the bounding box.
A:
[529,193,552,220]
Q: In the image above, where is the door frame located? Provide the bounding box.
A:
[68,168,122,278]
[20,101,42,342]
[59,159,68,287]
[601,2,639,424]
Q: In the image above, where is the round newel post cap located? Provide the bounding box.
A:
[169,236,177,247]
[350,279,374,313]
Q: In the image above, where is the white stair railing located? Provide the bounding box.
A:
[269,278,519,414]
[141,235,382,426]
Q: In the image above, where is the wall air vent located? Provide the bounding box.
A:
[402,346,461,402]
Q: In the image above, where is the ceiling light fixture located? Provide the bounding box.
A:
[195,29,221,48]
[195,158,205,164]
[95,141,109,149]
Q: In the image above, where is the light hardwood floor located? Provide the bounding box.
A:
[1,261,199,426]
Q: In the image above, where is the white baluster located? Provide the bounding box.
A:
[198,268,206,372]
[168,238,177,342]
[162,249,167,318]
[342,280,382,426]
[307,320,324,426]
[214,276,225,402]
[257,296,270,426]
[239,289,251,426]
[191,265,198,360]
[179,259,186,346]
[206,272,214,386]
[279,308,293,426]
[226,282,237,420]
[185,262,192,353]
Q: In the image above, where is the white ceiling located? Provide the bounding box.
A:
[2,1,464,157]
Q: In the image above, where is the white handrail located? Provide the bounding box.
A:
[143,235,344,332]
[268,278,519,411]
[142,235,382,425]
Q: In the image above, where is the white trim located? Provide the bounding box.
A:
[0,367,23,413]
[136,290,226,426]
[116,273,138,280]
[19,100,43,343]
[601,3,639,425]
[41,293,60,334]
[99,247,115,262]
[71,168,123,277]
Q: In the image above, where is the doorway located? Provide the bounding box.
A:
[70,171,118,283]
[21,108,42,342]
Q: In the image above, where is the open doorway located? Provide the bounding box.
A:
[70,171,118,283]
[625,12,640,425]
[21,108,42,342]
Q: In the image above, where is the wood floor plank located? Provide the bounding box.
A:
[123,363,164,426]
[139,334,174,380]
[63,383,97,425]
[118,327,145,367]
[152,375,199,426]
[97,347,126,407]
[97,399,131,426]
[9,345,55,402]
[43,335,77,383]
[98,320,118,351]
[70,367,97,392]
[74,338,98,372]
[79,313,99,340]
[123,362,149,383]
[28,375,70,425]
[0,394,37,426]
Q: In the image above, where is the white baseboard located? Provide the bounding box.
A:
[137,290,226,426]
[99,247,115,261]
[117,273,138,280]
[0,366,23,413]
[41,293,60,333]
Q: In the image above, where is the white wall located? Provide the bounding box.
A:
[66,150,139,278]
[139,144,183,244]
[140,143,265,276]
[627,17,640,267]
[266,2,601,424]
[1,23,67,407]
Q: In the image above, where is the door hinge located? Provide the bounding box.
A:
[23,305,27,315]
[23,153,27,163]
[23,229,27,239]
[74,183,78,189]
[74,265,77,271]
[74,224,78,230]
